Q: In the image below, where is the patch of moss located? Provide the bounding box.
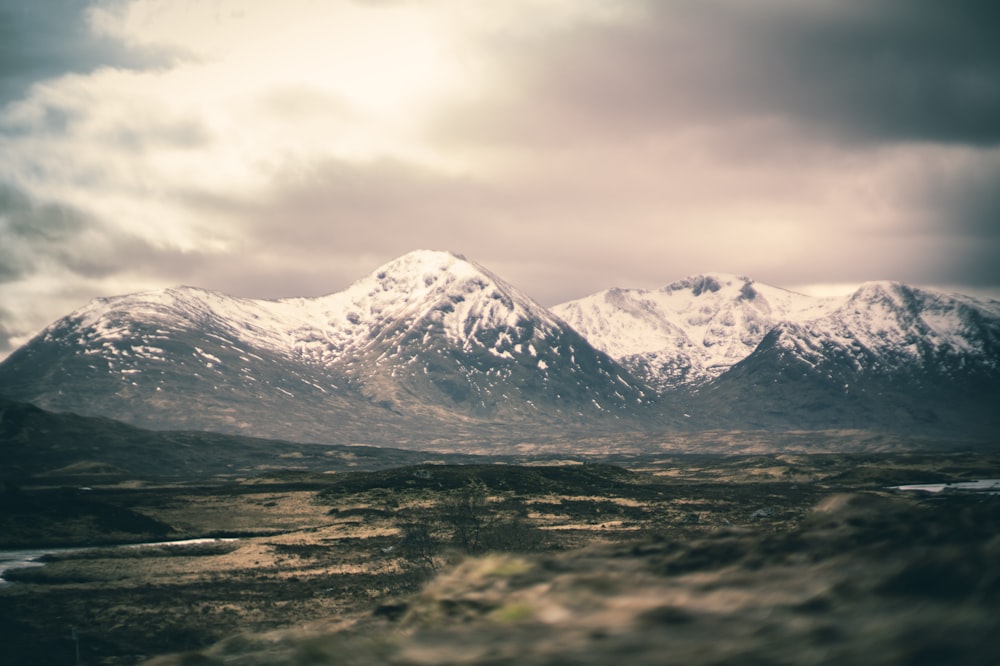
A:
[489,602,534,622]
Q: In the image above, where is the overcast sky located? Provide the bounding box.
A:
[2,0,1000,357]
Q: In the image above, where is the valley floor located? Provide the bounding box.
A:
[1,451,998,665]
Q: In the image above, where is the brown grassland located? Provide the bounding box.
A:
[2,451,999,665]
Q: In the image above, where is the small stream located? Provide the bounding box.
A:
[889,478,1000,495]
[0,546,81,585]
[0,538,237,586]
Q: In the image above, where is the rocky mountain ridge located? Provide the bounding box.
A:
[1,251,997,446]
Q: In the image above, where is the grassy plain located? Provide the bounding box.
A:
[1,451,998,665]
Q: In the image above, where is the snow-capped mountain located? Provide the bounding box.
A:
[554,276,999,391]
[686,284,1000,435]
[556,277,1000,435]
[749,282,1000,385]
[280,250,651,416]
[552,274,839,391]
[0,251,653,444]
[1,252,997,446]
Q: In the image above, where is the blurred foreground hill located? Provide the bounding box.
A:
[148,489,1000,666]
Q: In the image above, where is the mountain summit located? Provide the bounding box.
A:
[552,273,839,391]
[279,249,651,417]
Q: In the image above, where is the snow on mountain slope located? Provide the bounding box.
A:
[265,249,651,415]
[684,281,1000,435]
[53,250,575,372]
[272,250,572,365]
[2,253,997,443]
[552,274,839,391]
[762,281,1000,380]
[0,251,653,440]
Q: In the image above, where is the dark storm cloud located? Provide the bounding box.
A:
[0,307,15,355]
[0,181,225,354]
[924,158,1000,240]
[739,0,1000,145]
[0,0,170,107]
[0,182,215,283]
[0,183,90,281]
[908,154,1000,288]
[447,0,1000,147]
[419,0,1000,298]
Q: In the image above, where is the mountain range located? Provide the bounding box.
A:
[1,250,998,449]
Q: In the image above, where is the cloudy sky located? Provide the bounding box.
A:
[2,0,999,357]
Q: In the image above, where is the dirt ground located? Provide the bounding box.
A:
[2,451,998,665]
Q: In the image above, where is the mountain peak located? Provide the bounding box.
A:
[848,280,914,303]
[342,249,514,309]
[370,249,472,278]
[662,273,755,298]
[553,273,817,391]
[328,249,559,341]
